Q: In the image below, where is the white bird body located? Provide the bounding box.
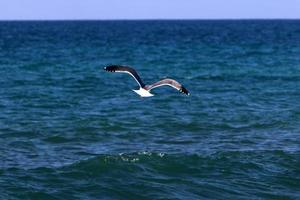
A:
[132,88,154,97]
[104,65,190,97]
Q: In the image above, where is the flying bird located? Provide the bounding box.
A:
[104,65,190,97]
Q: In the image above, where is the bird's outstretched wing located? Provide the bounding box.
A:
[145,78,190,95]
[104,65,145,88]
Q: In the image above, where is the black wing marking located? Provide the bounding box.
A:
[104,65,145,88]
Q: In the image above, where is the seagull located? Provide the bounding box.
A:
[104,65,190,97]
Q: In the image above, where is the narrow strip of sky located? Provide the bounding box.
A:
[0,0,300,20]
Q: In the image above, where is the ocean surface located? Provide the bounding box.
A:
[0,20,300,199]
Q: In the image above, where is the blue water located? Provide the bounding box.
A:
[0,20,300,199]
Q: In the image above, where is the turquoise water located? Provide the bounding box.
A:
[0,20,300,199]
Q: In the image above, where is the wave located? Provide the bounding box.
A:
[2,151,300,199]
[187,74,300,82]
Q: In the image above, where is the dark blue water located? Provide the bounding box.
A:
[1,20,300,199]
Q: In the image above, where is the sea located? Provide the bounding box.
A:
[0,20,300,199]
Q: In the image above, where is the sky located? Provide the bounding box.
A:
[0,0,300,20]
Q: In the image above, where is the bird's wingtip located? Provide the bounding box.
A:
[180,86,190,96]
[103,65,117,72]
